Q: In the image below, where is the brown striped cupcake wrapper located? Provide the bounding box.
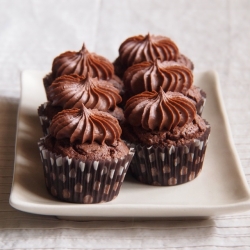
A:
[127,126,211,186]
[38,138,135,204]
[38,103,51,136]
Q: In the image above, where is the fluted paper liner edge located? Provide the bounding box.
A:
[127,125,211,186]
[38,137,135,203]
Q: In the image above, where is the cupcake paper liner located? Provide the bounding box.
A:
[38,137,135,203]
[127,126,211,186]
[38,103,51,136]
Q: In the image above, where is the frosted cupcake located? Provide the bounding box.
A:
[122,88,211,186]
[38,73,124,136]
[43,44,124,98]
[123,60,206,115]
[113,33,194,78]
[38,104,134,203]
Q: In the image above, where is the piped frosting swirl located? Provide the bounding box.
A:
[118,34,179,69]
[52,44,114,80]
[47,74,122,110]
[123,60,193,96]
[124,88,196,131]
[49,104,122,144]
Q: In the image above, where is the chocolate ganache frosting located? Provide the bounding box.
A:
[52,44,114,80]
[114,34,194,78]
[123,88,208,146]
[47,74,122,110]
[124,88,196,131]
[118,34,179,69]
[49,104,121,145]
[123,60,193,96]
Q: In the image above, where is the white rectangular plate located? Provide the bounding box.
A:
[9,70,250,219]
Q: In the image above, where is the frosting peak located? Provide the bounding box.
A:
[49,104,122,145]
[124,88,196,131]
[123,60,193,96]
[118,34,179,68]
[79,43,88,55]
[52,43,114,80]
[47,74,122,110]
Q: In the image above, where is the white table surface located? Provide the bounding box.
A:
[1,0,250,249]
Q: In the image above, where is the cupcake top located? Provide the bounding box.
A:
[125,88,196,131]
[47,74,122,111]
[49,104,121,145]
[123,60,193,96]
[118,34,179,68]
[52,43,114,80]
[45,104,129,161]
[114,33,194,76]
[123,88,208,146]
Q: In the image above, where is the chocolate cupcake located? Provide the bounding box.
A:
[43,43,124,98]
[38,104,134,203]
[113,33,194,78]
[38,74,125,136]
[122,88,210,186]
[123,60,206,115]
